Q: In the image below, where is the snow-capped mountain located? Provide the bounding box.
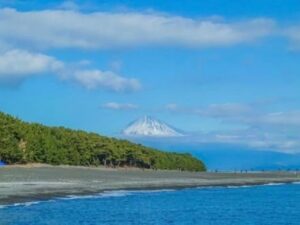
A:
[122,116,184,137]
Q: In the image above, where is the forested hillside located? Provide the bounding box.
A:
[0,112,206,171]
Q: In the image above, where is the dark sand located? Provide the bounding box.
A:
[1,165,300,205]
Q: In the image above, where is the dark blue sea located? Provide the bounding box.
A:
[1,183,299,225]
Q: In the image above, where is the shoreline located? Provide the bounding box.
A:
[1,181,299,207]
[1,166,300,206]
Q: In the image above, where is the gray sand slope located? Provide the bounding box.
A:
[1,166,300,205]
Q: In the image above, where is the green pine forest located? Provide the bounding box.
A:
[0,112,206,171]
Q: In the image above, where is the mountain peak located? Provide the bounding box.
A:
[141,115,155,121]
[122,116,184,137]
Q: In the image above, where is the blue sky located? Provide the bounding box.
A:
[0,0,300,152]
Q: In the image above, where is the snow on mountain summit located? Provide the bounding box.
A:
[122,116,184,137]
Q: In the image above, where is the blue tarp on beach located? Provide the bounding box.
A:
[0,161,6,166]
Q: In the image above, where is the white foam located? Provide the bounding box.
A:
[194,182,291,190]
[262,183,285,186]
[292,181,300,185]
[0,188,177,209]
[101,191,132,198]
[57,189,175,201]
[118,189,175,194]
[57,191,130,201]
[226,183,288,188]
[226,185,253,189]
[18,201,41,207]
[194,186,223,190]
[0,201,43,209]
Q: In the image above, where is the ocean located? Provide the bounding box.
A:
[0,183,299,225]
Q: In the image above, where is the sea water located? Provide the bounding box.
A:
[0,183,299,225]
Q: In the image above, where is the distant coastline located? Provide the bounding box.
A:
[1,165,299,205]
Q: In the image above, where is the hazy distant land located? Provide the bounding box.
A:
[0,165,299,205]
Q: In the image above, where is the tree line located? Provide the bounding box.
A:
[0,112,206,171]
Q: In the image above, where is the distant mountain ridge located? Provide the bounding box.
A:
[123,116,184,137]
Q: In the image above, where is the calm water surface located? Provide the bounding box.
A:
[0,183,299,225]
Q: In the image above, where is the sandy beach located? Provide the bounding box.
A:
[1,165,300,205]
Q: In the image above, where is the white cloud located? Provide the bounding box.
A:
[101,102,138,110]
[0,49,141,92]
[0,8,275,50]
[0,49,63,83]
[165,103,179,111]
[167,103,300,128]
[207,129,300,153]
[195,103,254,118]
[175,128,300,153]
[166,103,254,118]
[242,111,300,127]
[165,103,300,152]
[285,26,300,50]
[71,70,141,92]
